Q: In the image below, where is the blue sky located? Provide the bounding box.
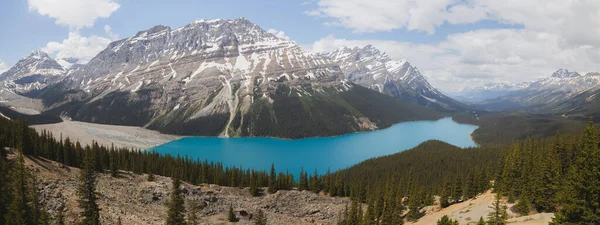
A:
[1,0,513,64]
[1,0,599,91]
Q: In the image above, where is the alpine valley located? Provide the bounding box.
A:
[0,18,465,139]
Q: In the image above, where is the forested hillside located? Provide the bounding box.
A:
[1,116,600,224]
[328,121,598,225]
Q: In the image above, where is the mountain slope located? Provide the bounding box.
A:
[323,45,469,112]
[36,18,445,138]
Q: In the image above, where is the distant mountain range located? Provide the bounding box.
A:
[454,68,600,114]
[1,18,455,138]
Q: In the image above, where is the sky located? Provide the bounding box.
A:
[1,0,599,92]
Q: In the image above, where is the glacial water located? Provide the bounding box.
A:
[151,117,478,176]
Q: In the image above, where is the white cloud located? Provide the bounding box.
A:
[104,25,119,40]
[307,0,600,47]
[309,31,600,92]
[28,0,120,29]
[307,0,487,33]
[267,29,290,41]
[42,32,114,63]
[306,0,600,91]
[0,60,9,73]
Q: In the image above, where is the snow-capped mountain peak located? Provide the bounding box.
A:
[551,68,580,78]
[0,51,65,81]
[324,45,467,111]
[0,50,68,92]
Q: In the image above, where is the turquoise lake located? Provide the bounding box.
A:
[151,117,478,176]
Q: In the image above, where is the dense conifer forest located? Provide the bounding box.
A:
[1,115,600,224]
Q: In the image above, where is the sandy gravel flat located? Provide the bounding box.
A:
[32,120,183,150]
[411,190,554,225]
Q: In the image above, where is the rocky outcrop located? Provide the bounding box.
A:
[23,154,349,225]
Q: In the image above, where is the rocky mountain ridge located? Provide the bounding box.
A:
[323,45,468,111]
[466,68,600,112]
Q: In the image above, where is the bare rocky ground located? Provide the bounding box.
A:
[20,152,349,225]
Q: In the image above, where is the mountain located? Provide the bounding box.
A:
[450,82,530,103]
[34,18,445,138]
[0,51,66,92]
[472,69,600,111]
[56,57,85,70]
[323,45,468,112]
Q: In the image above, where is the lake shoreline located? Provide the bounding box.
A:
[33,117,478,151]
[152,118,478,177]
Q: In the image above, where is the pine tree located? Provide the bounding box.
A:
[324,168,331,195]
[227,204,238,222]
[166,177,186,225]
[357,203,364,225]
[477,216,486,225]
[440,177,452,208]
[249,171,259,197]
[310,169,321,193]
[110,150,118,178]
[348,199,360,225]
[512,194,531,216]
[437,215,459,225]
[299,167,307,191]
[374,188,384,222]
[6,150,30,225]
[406,184,421,222]
[487,194,507,225]
[532,143,560,212]
[253,209,267,225]
[362,197,376,225]
[77,148,101,225]
[187,199,199,225]
[380,180,401,225]
[268,164,277,194]
[452,173,464,202]
[0,148,9,225]
[553,119,600,224]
